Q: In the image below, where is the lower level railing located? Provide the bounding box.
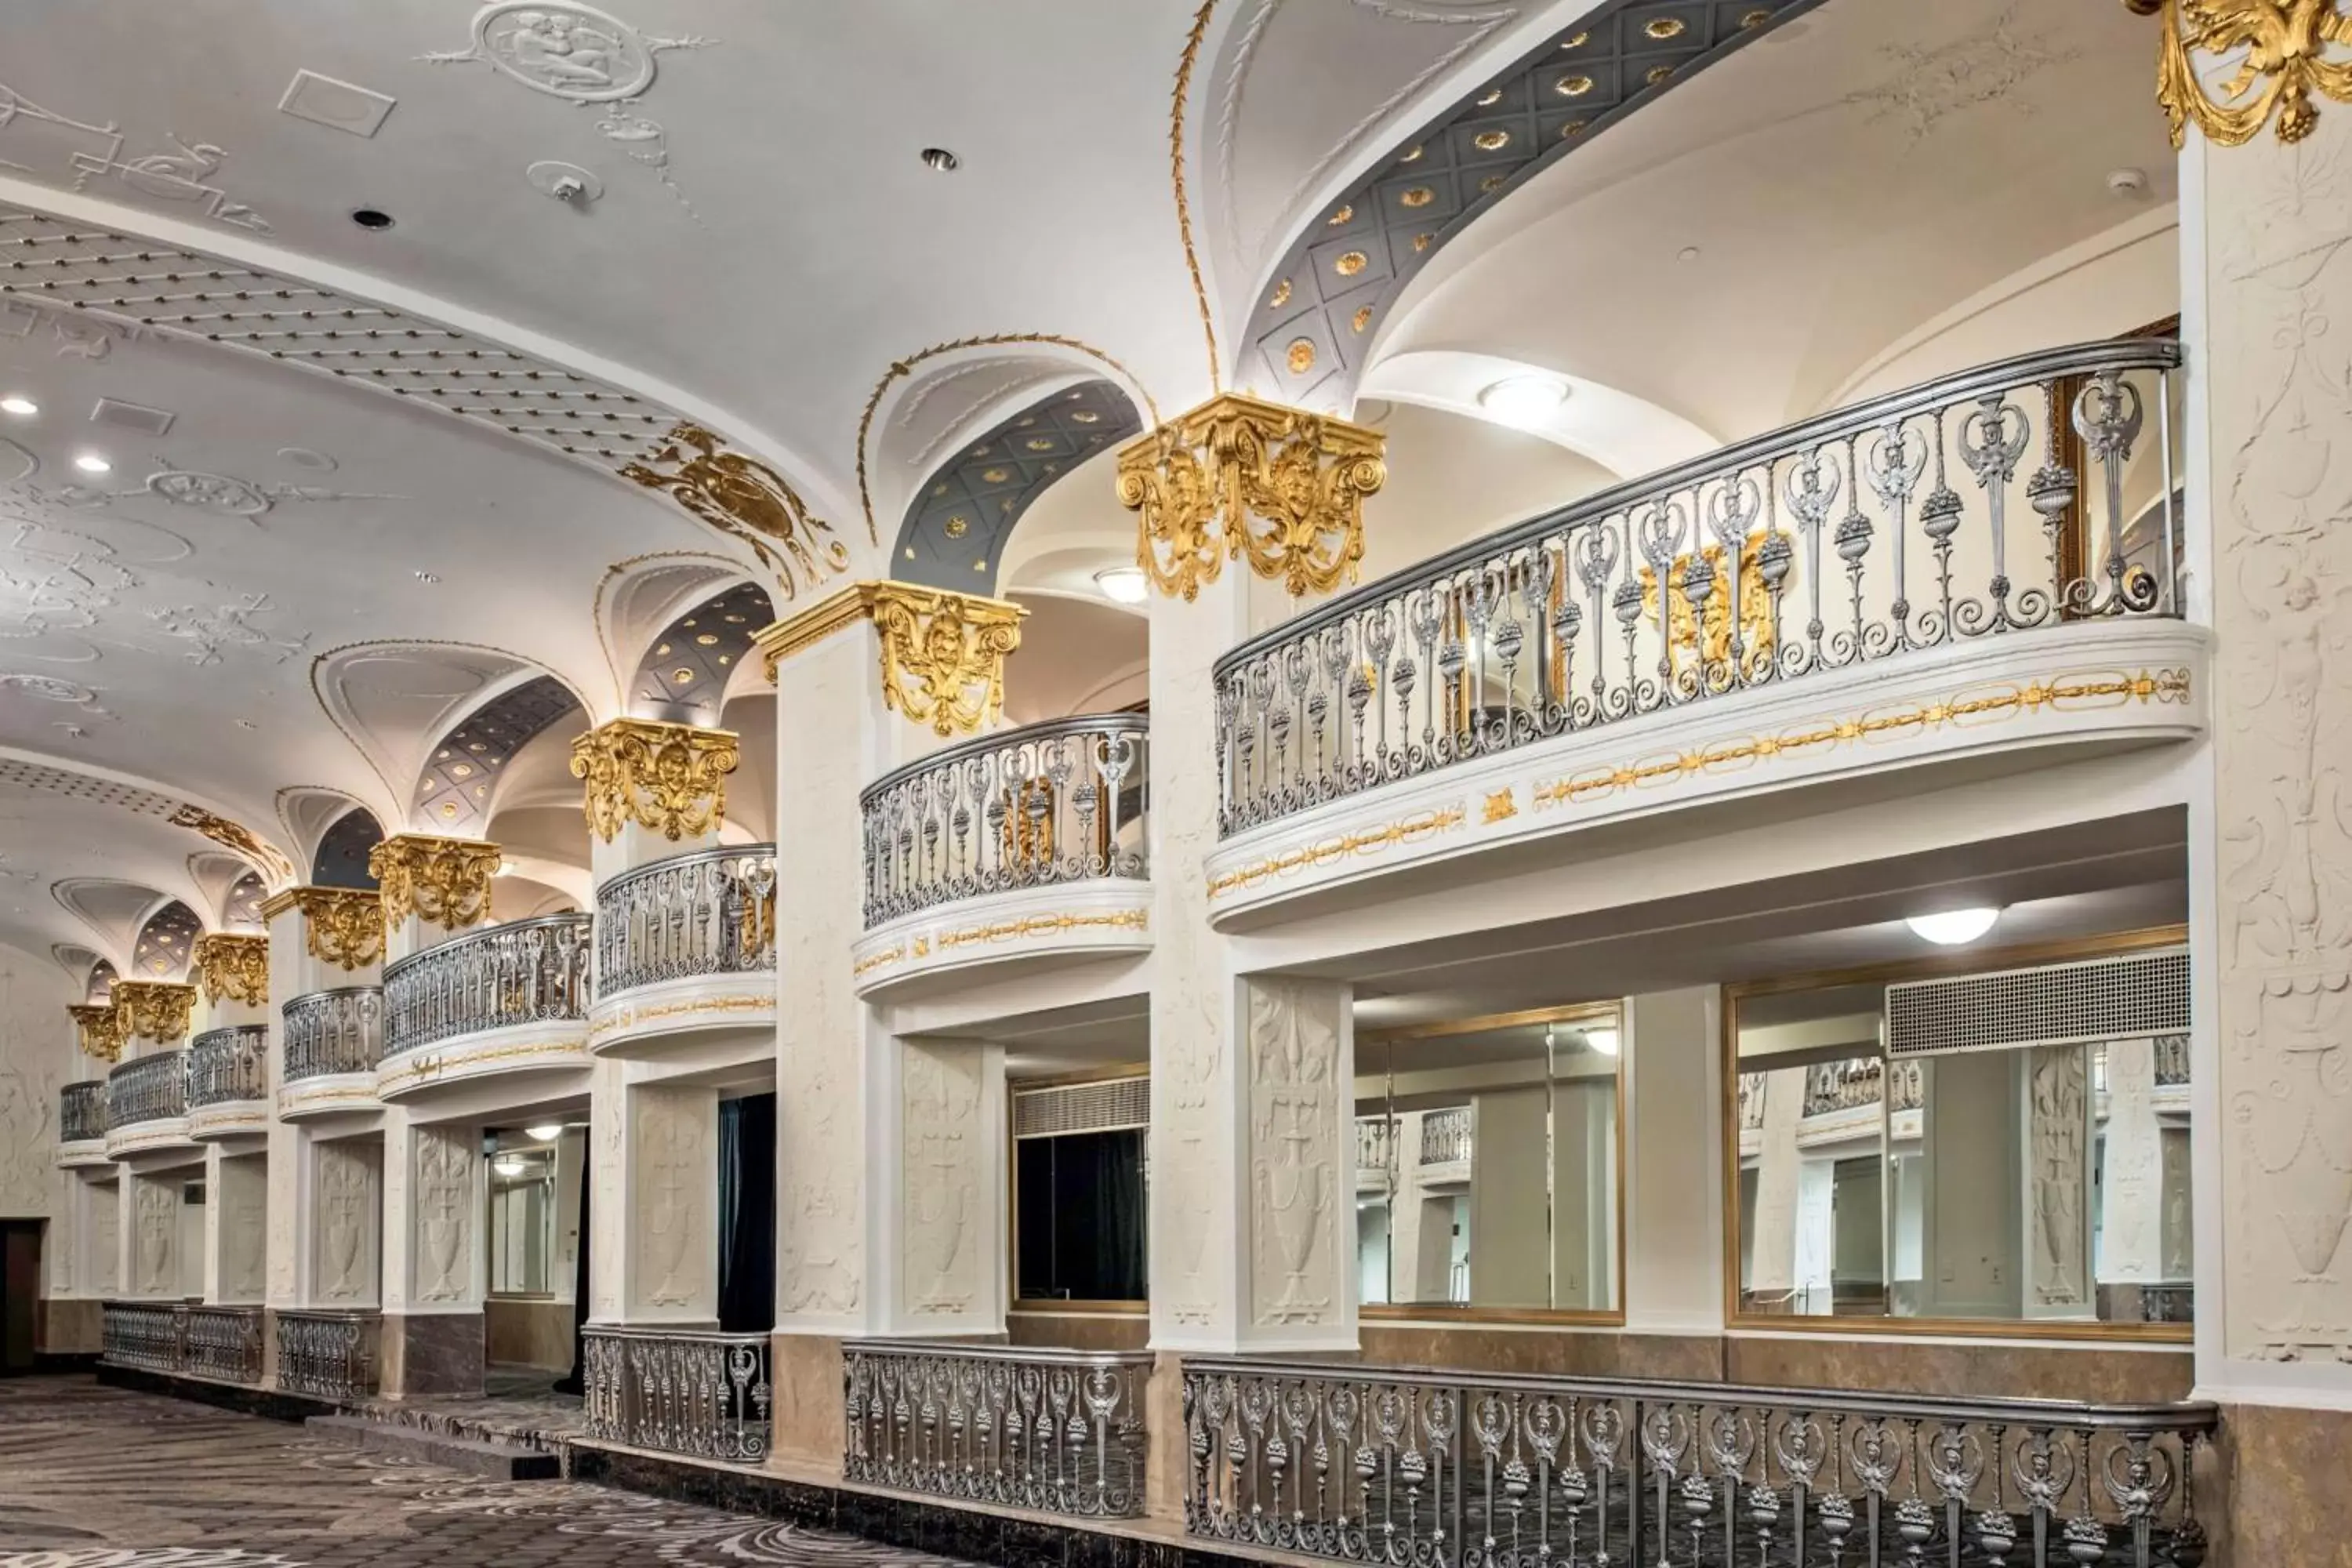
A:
[583,1326,771,1464]
[100,1301,263,1385]
[1183,1360,2214,1568]
[100,1300,187,1373]
[275,1308,379,1399]
[844,1341,1152,1519]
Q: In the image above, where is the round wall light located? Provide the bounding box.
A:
[1477,374,1570,428]
[1905,906,2001,946]
[1094,565,1149,604]
[526,1123,564,1142]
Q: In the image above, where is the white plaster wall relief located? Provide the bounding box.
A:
[589,1062,625,1318]
[2211,119,2352,1365]
[1247,978,1341,1327]
[634,1091,703,1310]
[901,1041,982,1316]
[0,84,269,230]
[314,1140,375,1303]
[413,1126,474,1304]
[90,1182,117,1293]
[2099,1038,2163,1283]
[0,1039,58,1216]
[775,1024,864,1316]
[223,1168,265,1299]
[2024,1043,2090,1315]
[133,1177,176,1295]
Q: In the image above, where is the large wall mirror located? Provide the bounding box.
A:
[1012,1072,1149,1308]
[488,1138,557,1297]
[1356,1002,1624,1320]
[1727,931,2190,1336]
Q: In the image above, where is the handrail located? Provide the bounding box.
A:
[593,842,777,1000]
[382,911,592,1057]
[186,1025,268,1108]
[60,1080,106,1142]
[281,986,383,1082]
[583,1325,770,1463]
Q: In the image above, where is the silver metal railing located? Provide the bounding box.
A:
[844,1341,1152,1519]
[859,713,1149,927]
[60,1080,106,1142]
[1420,1105,1474,1165]
[281,987,383,1082]
[187,1025,268,1108]
[583,1326,771,1464]
[1357,1115,1396,1174]
[383,912,592,1058]
[100,1300,187,1372]
[594,844,778,1001]
[1214,340,2183,836]
[106,1050,186,1129]
[183,1305,263,1383]
[2154,1034,2189,1086]
[275,1308,378,1399]
[1184,1360,2214,1568]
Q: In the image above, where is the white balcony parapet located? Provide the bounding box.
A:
[278,986,383,1120]
[588,844,776,1056]
[56,1080,107,1164]
[186,1024,268,1139]
[104,1049,191,1155]
[377,913,592,1098]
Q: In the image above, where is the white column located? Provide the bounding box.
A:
[377,1114,487,1393]
[1624,987,1722,1334]
[880,1036,1006,1334]
[203,1147,267,1304]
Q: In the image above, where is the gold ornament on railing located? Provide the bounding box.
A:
[621,422,852,601]
[2124,0,2352,146]
[569,718,741,842]
[1115,392,1387,601]
[871,583,1026,738]
[267,887,386,971]
[369,834,502,931]
[70,1002,125,1064]
[191,932,270,1007]
[114,980,197,1044]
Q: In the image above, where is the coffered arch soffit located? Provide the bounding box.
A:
[49,943,100,998]
[52,877,183,971]
[276,786,372,880]
[628,579,775,728]
[311,807,383,891]
[186,850,267,931]
[412,672,584,838]
[129,897,202,980]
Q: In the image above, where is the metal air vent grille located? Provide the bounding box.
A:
[1886,948,2187,1058]
[1013,1075,1149,1138]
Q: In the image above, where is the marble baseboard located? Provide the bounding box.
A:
[2218,1400,2352,1565]
[1007,1312,1150,1352]
[1724,1334,2195,1403]
[485,1298,575,1371]
[38,1297,103,1355]
[768,1333,844,1468]
[382,1311,486,1398]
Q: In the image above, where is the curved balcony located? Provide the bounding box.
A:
[589,844,777,1058]
[1203,340,2204,921]
[852,714,1152,997]
[56,1080,108,1167]
[185,1025,269,1140]
[377,913,593,1099]
[278,986,383,1120]
[104,1049,191,1156]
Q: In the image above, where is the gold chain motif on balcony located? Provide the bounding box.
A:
[114,980,197,1044]
[191,933,270,1007]
[70,1002,125,1063]
[1115,393,1388,601]
[569,718,741,842]
[263,887,387,971]
[2125,0,2352,145]
[619,421,851,600]
[871,583,1026,738]
[369,835,502,931]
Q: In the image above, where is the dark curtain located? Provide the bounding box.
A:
[554,1134,590,1395]
[717,1093,777,1333]
[1016,1129,1146,1301]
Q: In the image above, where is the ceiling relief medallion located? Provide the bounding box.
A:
[168,804,296,889]
[148,593,311,666]
[191,932,269,1008]
[568,717,739,842]
[0,673,116,738]
[870,583,1026,739]
[1842,2,2077,140]
[2122,0,2352,147]
[114,978,197,1044]
[622,423,851,601]
[131,466,400,520]
[264,886,385,971]
[68,1001,125,1064]
[369,833,503,932]
[0,82,270,231]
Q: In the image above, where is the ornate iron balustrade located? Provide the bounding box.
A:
[101,1300,184,1372]
[1890,1058,1924,1112]
[1803,1057,1884,1117]
[60,1080,106,1142]
[1420,1105,1474,1165]
[1357,1115,1396,1174]
[281,987,383,1082]
[106,1050,186,1128]
[2154,1034,2188,1087]
[1213,340,2183,836]
[594,844,778,1000]
[187,1025,268,1108]
[184,1305,263,1383]
[859,714,1149,927]
[844,1341,1152,1519]
[583,1326,771,1464]
[1185,1360,2214,1568]
[1737,1072,1767,1131]
[383,912,592,1058]
[276,1308,378,1399]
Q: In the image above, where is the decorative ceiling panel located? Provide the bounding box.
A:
[130,898,200,978]
[413,674,582,836]
[630,580,775,726]
[311,807,383,891]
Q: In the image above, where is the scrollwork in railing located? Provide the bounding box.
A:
[2154,1033,2189,1087]
[281,988,383,1082]
[1890,1058,1925,1112]
[60,1080,106,1142]
[383,913,593,1058]
[101,1301,183,1372]
[1213,341,2185,836]
[1420,1105,1473,1164]
[276,1309,377,1399]
[858,715,1149,927]
[1356,1115,1395,1174]
[583,1326,771,1464]
[1803,1057,1886,1117]
[183,1305,263,1383]
[187,1025,268,1108]
[594,844,778,1001]
[1738,1071,1767,1131]
[844,1341,1151,1519]
[106,1050,186,1129]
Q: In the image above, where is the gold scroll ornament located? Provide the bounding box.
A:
[2125,0,2352,146]
[569,718,740,842]
[870,583,1026,738]
[621,422,852,600]
[114,979,197,1044]
[369,835,503,931]
[191,932,270,1007]
[261,887,387,971]
[70,1002,125,1064]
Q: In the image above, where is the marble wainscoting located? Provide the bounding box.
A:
[37,1295,103,1357]
[1356,1324,1724,1380]
[1724,1334,2195,1403]
[768,1333,845,1468]
[486,1296,576,1370]
[1006,1310,1149,1352]
[382,1310,487,1397]
[2219,1402,2352,1566]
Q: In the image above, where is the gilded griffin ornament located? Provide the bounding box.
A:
[622,422,851,599]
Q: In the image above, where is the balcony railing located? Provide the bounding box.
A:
[1184,1359,2214,1568]
[107,1050,186,1129]
[2155,1033,2188,1085]
[844,1342,1152,1520]
[187,1025,268,1108]
[100,1300,264,1385]
[1213,340,2183,836]
[1420,1105,1474,1164]
[1357,1115,1396,1174]
[383,912,593,1058]
[281,987,383,1082]
[60,1080,106,1142]
[583,1326,771,1464]
[100,1300,185,1372]
[595,844,777,1000]
[276,1308,378,1399]
[860,714,1149,927]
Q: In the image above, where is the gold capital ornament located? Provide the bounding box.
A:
[870,583,1026,737]
[1115,392,1387,601]
[114,980,197,1044]
[191,932,270,1007]
[370,834,502,931]
[263,887,386,971]
[70,1002,125,1064]
[569,718,740,842]
[2125,0,2352,145]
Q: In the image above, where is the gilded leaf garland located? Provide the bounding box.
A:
[70,1002,125,1063]
[114,979,197,1044]
[622,422,851,600]
[2126,0,2352,145]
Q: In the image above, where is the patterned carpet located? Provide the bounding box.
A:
[0,1377,970,1568]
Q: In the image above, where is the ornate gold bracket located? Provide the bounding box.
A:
[370,834,502,931]
[621,422,852,601]
[262,887,387,971]
[114,980,197,1044]
[70,1002,125,1064]
[192,932,270,1007]
[750,581,1028,738]
[569,718,741,842]
[2125,0,2352,146]
[1115,392,1388,601]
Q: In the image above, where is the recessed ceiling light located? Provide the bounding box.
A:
[350,207,395,230]
[920,147,960,172]
[1477,374,1570,428]
[1094,565,1149,604]
[526,1122,564,1142]
[1906,906,2001,946]
[72,453,111,474]
[0,396,36,416]
[492,1155,527,1178]
[1677,245,1702,263]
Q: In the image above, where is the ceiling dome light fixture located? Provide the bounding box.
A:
[1585,1026,1621,1057]
[1906,906,2002,946]
[1094,565,1149,604]
[1477,374,1570,429]
[492,1155,528,1178]
[920,147,960,172]
[526,1123,564,1142]
[0,395,35,416]
[72,452,111,474]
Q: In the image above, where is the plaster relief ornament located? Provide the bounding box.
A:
[622,423,851,600]
[0,84,270,231]
[0,672,115,735]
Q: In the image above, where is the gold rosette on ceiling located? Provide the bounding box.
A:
[869,583,1026,738]
[114,980,197,1045]
[266,887,386,971]
[569,717,741,842]
[192,932,270,1007]
[69,1002,125,1064]
[2124,0,2352,146]
[370,834,503,931]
